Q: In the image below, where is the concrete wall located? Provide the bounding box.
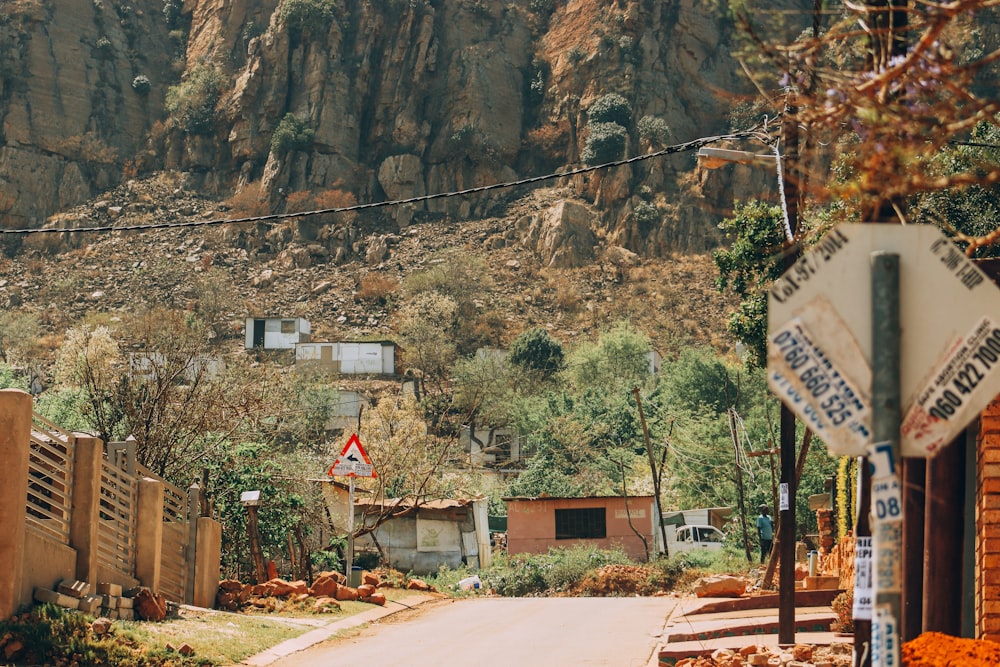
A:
[20,531,77,605]
[505,496,656,562]
[0,391,223,614]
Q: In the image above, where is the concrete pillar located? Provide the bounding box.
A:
[184,483,201,604]
[69,435,104,584]
[192,517,222,609]
[135,478,164,593]
[0,389,34,619]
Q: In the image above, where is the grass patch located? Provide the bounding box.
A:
[126,613,307,664]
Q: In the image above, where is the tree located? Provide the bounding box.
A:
[508,327,564,378]
[52,309,280,482]
[397,292,458,398]
[352,395,461,559]
[713,201,786,368]
[564,320,653,392]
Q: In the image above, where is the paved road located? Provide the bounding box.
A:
[267,596,677,667]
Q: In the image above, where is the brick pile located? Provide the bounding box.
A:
[32,579,168,621]
[674,642,853,667]
[815,508,836,552]
[216,569,436,613]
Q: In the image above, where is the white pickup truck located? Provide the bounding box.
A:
[668,524,726,553]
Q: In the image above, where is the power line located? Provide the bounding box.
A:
[0,130,765,236]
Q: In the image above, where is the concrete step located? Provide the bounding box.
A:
[665,609,836,642]
[657,631,851,666]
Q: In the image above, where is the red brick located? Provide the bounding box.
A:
[983,554,1000,571]
[982,616,1000,635]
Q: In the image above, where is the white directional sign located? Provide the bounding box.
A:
[768,224,1000,457]
[327,433,377,478]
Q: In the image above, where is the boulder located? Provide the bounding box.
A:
[357,584,376,599]
[366,592,386,606]
[516,200,597,268]
[692,575,748,598]
[335,586,359,602]
[311,574,340,597]
[406,578,433,591]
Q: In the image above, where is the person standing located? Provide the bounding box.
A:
[756,504,774,564]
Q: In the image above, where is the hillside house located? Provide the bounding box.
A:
[504,495,657,562]
[128,352,225,383]
[245,317,310,350]
[460,425,525,469]
[324,390,370,432]
[295,341,399,375]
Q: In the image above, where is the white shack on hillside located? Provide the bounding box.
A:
[245,317,311,350]
[295,341,399,375]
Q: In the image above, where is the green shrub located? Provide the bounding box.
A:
[278,0,338,36]
[588,93,632,126]
[509,327,564,375]
[162,0,181,26]
[637,115,670,146]
[632,200,661,231]
[165,63,225,135]
[581,121,627,165]
[131,74,151,95]
[0,603,210,666]
[95,36,114,58]
[481,546,633,596]
[270,113,315,155]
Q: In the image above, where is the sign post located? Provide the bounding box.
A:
[870,252,901,667]
[767,224,1000,663]
[327,433,377,583]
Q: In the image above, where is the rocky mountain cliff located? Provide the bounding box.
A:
[0,0,801,252]
[0,0,821,359]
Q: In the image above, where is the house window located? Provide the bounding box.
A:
[280,320,296,334]
[555,508,606,540]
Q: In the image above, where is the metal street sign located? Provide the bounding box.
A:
[328,433,377,478]
[767,224,1000,457]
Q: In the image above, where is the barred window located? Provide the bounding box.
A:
[555,507,606,540]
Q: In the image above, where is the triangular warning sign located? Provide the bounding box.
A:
[327,433,377,478]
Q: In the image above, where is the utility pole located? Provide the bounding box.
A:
[778,91,800,646]
[633,387,668,556]
[728,407,753,563]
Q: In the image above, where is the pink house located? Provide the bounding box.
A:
[503,496,657,562]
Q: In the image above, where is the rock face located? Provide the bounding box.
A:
[0,0,817,256]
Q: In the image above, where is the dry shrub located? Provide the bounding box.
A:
[545,273,581,312]
[285,190,313,211]
[525,120,571,163]
[314,188,357,209]
[357,273,398,304]
[226,181,269,217]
